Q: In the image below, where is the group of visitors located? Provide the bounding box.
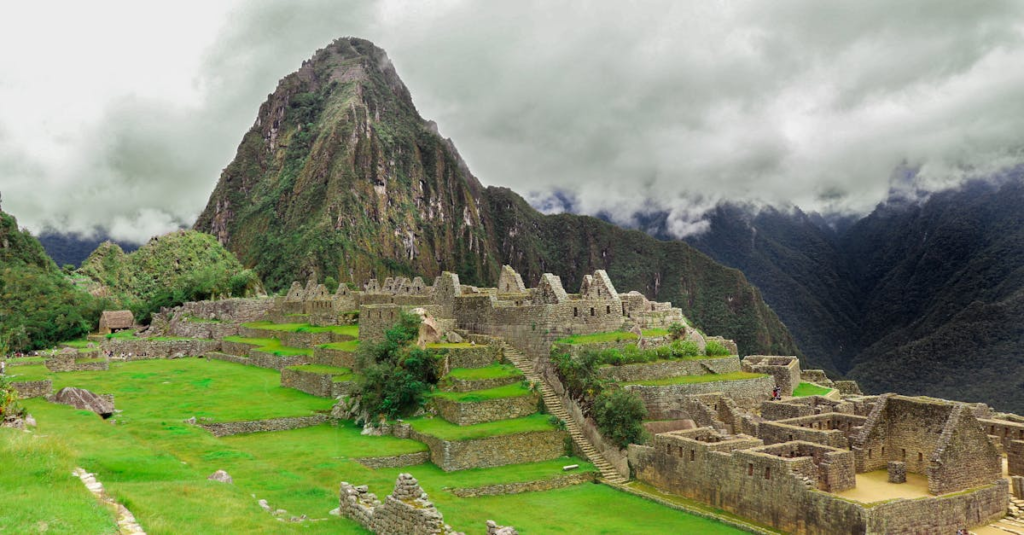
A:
[770,385,782,401]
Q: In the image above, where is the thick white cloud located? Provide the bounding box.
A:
[1,0,1023,241]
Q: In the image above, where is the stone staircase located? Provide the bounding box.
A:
[988,496,1024,534]
[500,345,628,484]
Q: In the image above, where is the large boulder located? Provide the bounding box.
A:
[411,308,442,347]
[51,387,114,418]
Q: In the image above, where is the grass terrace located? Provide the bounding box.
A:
[242,321,358,338]
[625,371,767,387]
[222,420,427,459]
[286,364,355,382]
[2,355,45,364]
[446,364,522,381]
[222,336,312,357]
[792,382,834,397]
[407,413,558,441]
[431,383,532,403]
[104,331,196,342]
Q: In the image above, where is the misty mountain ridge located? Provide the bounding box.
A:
[563,173,1024,412]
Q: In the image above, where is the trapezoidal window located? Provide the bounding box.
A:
[590,308,595,317]
[748,463,753,476]
[764,467,771,480]
[690,449,695,461]
[918,452,923,462]
[606,305,611,314]
[573,307,578,317]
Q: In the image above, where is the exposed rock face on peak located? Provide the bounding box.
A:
[195,37,798,356]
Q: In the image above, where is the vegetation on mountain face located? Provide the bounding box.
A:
[37,231,139,268]
[1,210,107,351]
[77,230,261,323]
[195,37,798,358]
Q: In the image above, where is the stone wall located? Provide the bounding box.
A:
[629,427,1007,534]
[980,418,1024,451]
[1009,440,1024,476]
[102,339,221,358]
[431,394,538,426]
[450,471,595,497]
[597,357,741,383]
[221,341,256,357]
[624,375,774,417]
[312,347,357,369]
[408,428,567,471]
[45,355,109,372]
[441,373,523,394]
[281,367,344,398]
[245,351,310,370]
[339,474,464,535]
[354,452,431,469]
[11,380,52,399]
[199,415,327,437]
[440,345,501,371]
[853,395,1002,495]
[800,369,834,387]
[741,356,801,397]
[166,321,240,340]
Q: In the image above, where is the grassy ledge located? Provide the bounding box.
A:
[446,364,522,381]
[286,364,354,382]
[793,382,834,397]
[431,382,532,403]
[242,322,358,337]
[319,340,359,352]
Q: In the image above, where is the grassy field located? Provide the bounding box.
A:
[555,331,638,345]
[625,371,767,387]
[431,382,532,403]
[792,382,834,397]
[5,358,747,534]
[0,429,118,533]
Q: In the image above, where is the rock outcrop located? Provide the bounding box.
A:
[51,387,114,418]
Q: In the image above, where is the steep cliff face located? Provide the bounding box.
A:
[195,37,798,356]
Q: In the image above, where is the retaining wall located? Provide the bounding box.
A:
[449,471,595,497]
[102,339,221,358]
[408,428,567,471]
[200,415,327,437]
[11,380,52,398]
[431,394,538,426]
[624,375,775,416]
[596,357,741,383]
[313,347,357,369]
[355,452,431,469]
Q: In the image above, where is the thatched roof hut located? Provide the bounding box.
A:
[98,310,134,334]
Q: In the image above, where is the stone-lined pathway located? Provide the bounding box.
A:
[499,344,627,484]
[72,467,145,534]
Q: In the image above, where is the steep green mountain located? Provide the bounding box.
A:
[682,177,1024,412]
[37,231,139,269]
[0,208,103,351]
[77,230,261,322]
[195,37,797,356]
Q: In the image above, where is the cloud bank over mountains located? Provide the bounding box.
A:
[2,0,1023,241]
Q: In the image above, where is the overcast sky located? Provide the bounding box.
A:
[2,1,1023,242]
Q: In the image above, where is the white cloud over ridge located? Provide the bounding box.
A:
[1,1,1023,241]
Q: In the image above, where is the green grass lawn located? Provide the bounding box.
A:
[407,413,556,441]
[445,364,522,381]
[243,321,359,337]
[286,364,354,382]
[6,357,749,534]
[61,338,96,349]
[0,429,118,533]
[431,383,532,403]
[320,340,360,351]
[6,364,51,381]
[3,355,45,364]
[554,331,638,345]
[792,382,834,397]
[625,371,767,387]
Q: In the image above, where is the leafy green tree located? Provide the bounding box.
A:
[324,276,339,294]
[356,312,442,422]
[592,388,648,448]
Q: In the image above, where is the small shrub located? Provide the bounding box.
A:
[0,376,25,421]
[667,322,686,340]
[705,340,731,356]
[592,388,647,449]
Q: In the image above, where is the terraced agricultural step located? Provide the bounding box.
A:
[500,344,627,484]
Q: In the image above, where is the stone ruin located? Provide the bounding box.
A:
[339,474,518,535]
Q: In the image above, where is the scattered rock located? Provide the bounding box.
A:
[50,387,114,418]
[184,416,197,425]
[207,470,233,484]
[24,414,36,427]
[258,499,271,511]
[446,331,464,344]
